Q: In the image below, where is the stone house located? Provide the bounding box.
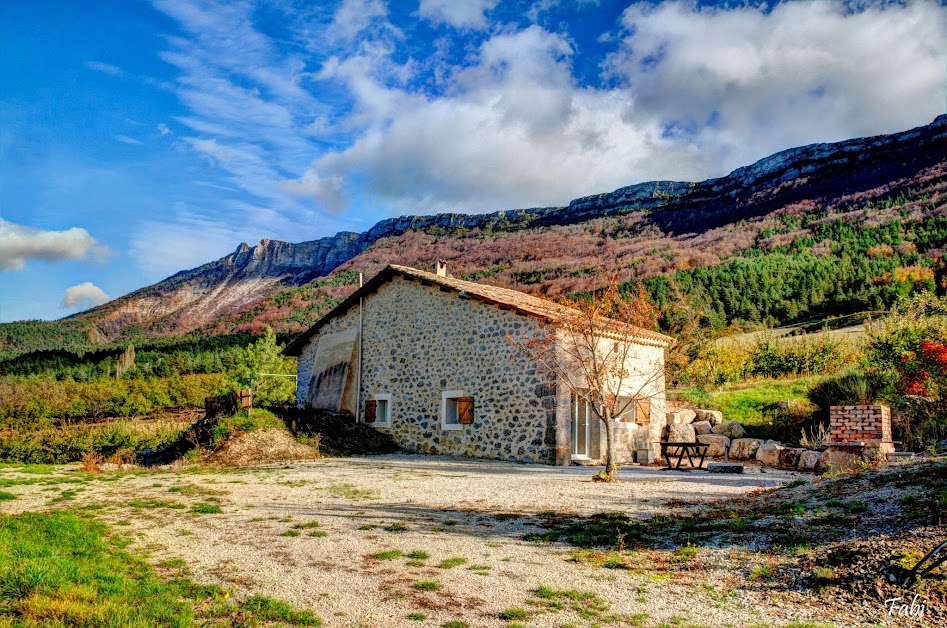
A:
[283,263,673,465]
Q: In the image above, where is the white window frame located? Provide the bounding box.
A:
[441,390,465,431]
[373,393,392,427]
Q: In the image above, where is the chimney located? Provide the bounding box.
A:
[435,260,447,277]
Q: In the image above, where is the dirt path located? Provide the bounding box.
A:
[0,455,919,627]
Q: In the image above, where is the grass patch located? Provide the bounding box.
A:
[406,550,429,560]
[307,530,328,538]
[499,608,529,620]
[408,612,426,621]
[292,521,321,530]
[280,530,301,537]
[674,377,815,425]
[129,498,185,510]
[168,484,225,497]
[412,580,440,591]
[0,491,15,501]
[437,557,467,569]
[372,549,403,560]
[323,482,379,500]
[189,502,222,515]
[0,510,321,626]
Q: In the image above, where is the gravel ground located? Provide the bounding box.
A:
[0,455,921,627]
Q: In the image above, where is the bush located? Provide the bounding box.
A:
[750,334,851,379]
[807,371,892,409]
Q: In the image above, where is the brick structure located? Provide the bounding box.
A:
[828,405,895,455]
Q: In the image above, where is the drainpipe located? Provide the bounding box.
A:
[356,272,363,423]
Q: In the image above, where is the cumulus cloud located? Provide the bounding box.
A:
[61,282,110,309]
[153,0,947,226]
[293,0,947,213]
[418,0,500,29]
[157,123,172,135]
[604,0,947,166]
[0,219,110,272]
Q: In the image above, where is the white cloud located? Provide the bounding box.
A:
[0,219,110,272]
[418,0,499,29]
[61,282,110,309]
[115,134,143,145]
[293,0,947,214]
[328,0,388,41]
[84,60,122,75]
[604,0,947,167]
[152,0,947,231]
[157,123,172,135]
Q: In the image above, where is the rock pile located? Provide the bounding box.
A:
[662,408,833,472]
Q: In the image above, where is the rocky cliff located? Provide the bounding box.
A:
[72,114,946,339]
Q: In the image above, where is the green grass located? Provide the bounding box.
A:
[412,580,440,591]
[372,549,403,560]
[0,491,15,501]
[189,502,222,515]
[292,521,321,530]
[129,498,186,510]
[673,377,815,425]
[499,608,529,620]
[307,530,328,538]
[0,510,321,626]
[408,612,426,621]
[280,530,301,537]
[437,557,467,569]
[406,550,429,560]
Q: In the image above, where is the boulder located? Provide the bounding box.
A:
[696,409,724,426]
[756,441,784,466]
[697,433,730,457]
[692,420,713,435]
[712,420,747,439]
[798,450,822,471]
[778,447,807,469]
[729,438,763,460]
[667,409,697,424]
[667,423,696,443]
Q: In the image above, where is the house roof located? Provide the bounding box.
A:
[282,264,674,356]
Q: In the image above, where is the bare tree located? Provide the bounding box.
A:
[509,280,672,480]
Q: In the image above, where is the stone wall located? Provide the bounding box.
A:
[829,405,895,455]
[297,276,561,464]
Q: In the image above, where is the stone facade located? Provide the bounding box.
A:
[294,271,667,466]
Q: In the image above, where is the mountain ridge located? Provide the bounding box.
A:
[6,114,946,354]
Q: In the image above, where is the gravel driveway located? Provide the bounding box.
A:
[3,455,848,628]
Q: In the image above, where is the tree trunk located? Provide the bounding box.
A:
[602,417,618,479]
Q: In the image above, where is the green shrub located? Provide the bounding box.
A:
[807,371,891,409]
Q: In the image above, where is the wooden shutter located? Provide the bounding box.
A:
[457,397,474,424]
[364,399,377,423]
[635,398,651,425]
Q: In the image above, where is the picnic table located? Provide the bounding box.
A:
[657,441,710,471]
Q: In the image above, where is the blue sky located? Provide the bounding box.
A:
[1,0,945,322]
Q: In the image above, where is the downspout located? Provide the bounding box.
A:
[355,272,363,423]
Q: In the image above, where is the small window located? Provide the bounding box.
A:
[441,390,472,430]
[616,396,635,423]
[366,394,392,426]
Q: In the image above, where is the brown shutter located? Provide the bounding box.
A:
[457,397,474,424]
[635,398,651,425]
[364,399,377,423]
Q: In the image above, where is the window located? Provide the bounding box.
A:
[365,394,392,426]
[441,390,473,430]
[616,395,651,425]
